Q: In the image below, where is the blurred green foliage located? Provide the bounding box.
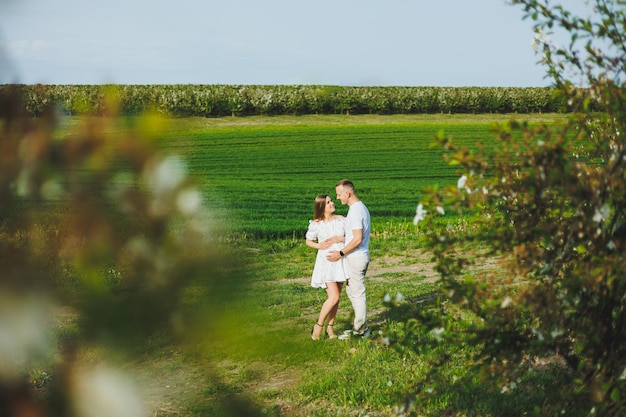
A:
[0,87,261,416]
[397,1,626,415]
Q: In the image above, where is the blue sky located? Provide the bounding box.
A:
[0,0,588,86]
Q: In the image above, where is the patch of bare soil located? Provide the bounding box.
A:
[280,249,439,287]
[136,352,205,416]
[367,252,439,283]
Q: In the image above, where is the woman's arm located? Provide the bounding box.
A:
[325,235,345,244]
[306,239,319,249]
[307,239,333,250]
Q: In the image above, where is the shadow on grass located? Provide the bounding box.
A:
[371,290,591,417]
[424,364,589,417]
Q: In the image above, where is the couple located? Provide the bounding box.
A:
[305,179,370,341]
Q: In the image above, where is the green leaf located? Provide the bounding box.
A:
[611,387,620,403]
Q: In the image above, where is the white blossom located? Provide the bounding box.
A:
[500,296,512,308]
[431,327,445,341]
[436,206,445,215]
[413,203,427,225]
[532,29,549,53]
[145,155,186,195]
[550,329,564,339]
[593,203,610,223]
[457,175,468,189]
[0,293,53,379]
[176,187,202,216]
[71,365,146,417]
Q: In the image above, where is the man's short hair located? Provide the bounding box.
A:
[336,179,355,192]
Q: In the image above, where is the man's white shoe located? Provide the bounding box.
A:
[337,329,353,340]
[337,327,370,340]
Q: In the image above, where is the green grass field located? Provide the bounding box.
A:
[49,113,580,417]
[151,113,568,239]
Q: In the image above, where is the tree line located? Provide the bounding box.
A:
[0,84,569,117]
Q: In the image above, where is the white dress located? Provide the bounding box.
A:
[306,217,347,288]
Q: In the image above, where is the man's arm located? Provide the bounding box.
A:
[327,229,362,262]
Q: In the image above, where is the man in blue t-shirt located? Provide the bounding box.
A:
[327,179,371,338]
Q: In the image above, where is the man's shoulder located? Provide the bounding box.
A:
[350,201,369,212]
[348,202,369,222]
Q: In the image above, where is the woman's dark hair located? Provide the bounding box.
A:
[314,194,330,220]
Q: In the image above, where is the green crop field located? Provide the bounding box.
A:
[152,114,567,239]
[16,112,579,416]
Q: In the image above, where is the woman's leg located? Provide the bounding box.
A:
[313,282,342,339]
[326,283,343,338]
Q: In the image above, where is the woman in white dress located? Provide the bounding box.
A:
[305,194,347,340]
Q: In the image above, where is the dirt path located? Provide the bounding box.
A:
[50,251,442,416]
[137,252,437,414]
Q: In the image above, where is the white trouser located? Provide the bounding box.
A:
[344,253,369,332]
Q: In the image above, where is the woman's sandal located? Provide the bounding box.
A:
[311,322,323,340]
[326,323,337,339]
